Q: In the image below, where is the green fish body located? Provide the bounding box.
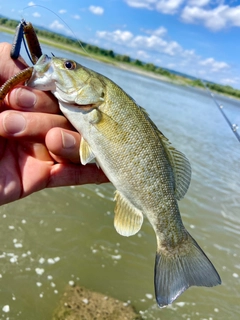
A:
[28,55,221,307]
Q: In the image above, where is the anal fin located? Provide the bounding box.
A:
[114,191,143,237]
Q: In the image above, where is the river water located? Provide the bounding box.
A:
[0,32,240,320]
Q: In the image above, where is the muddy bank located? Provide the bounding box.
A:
[52,285,142,320]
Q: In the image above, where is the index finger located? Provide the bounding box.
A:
[7,86,59,114]
[0,42,59,114]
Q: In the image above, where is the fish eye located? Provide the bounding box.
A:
[64,60,76,70]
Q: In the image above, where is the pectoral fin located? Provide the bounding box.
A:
[114,191,143,237]
[80,137,95,165]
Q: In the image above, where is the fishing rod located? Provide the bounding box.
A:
[201,80,240,143]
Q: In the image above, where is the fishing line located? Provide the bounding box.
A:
[201,80,240,143]
[20,4,90,56]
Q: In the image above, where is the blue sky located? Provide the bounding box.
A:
[1,0,240,88]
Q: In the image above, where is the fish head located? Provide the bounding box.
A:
[27,54,106,107]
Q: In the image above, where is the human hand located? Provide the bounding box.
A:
[0,42,108,206]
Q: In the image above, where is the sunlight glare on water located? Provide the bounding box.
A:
[0,32,240,320]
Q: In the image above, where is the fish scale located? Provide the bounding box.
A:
[27,54,221,308]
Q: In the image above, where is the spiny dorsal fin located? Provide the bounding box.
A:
[80,136,95,165]
[114,191,143,237]
[159,134,191,200]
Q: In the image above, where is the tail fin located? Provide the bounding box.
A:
[154,232,221,308]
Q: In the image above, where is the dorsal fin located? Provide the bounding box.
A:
[159,133,191,200]
[114,191,143,237]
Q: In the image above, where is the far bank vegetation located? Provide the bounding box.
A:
[1,17,240,99]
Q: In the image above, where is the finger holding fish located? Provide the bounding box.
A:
[0,110,83,168]
[6,85,59,113]
[0,109,70,139]
[0,42,82,164]
[46,127,82,164]
[0,43,58,114]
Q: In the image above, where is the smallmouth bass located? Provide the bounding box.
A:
[28,54,221,307]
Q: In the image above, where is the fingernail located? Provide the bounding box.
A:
[61,130,76,149]
[14,88,37,108]
[3,112,26,134]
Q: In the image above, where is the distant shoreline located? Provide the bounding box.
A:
[0,25,239,102]
[0,25,177,84]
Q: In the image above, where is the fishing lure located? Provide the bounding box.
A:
[0,19,41,102]
[10,19,42,64]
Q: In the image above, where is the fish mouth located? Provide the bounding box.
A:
[60,102,99,113]
[27,54,55,91]
[34,54,52,73]
[75,104,97,111]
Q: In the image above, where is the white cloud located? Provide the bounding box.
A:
[32,12,41,18]
[156,0,185,14]
[199,57,230,72]
[144,26,167,36]
[89,5,104,15]
[153,26,167,36]
[136,50,150,59]
[59,9,67,14]
[188,0,210,6]
[220,78,238,85]
[49,20,65,32]
[224,5,240,27]
[125,0,184,13]
[28,1,35,6]
[95,26,234,87]
[125,0,240,31]
[124,0,156,9]
[97,27,184,56]
[181,3,240,31]
[97,30,134,44]
[133,35,182,55]
[181,5,229,30]
[72,14,81,20]
[219,76,240,89]
[167,63,176,69]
